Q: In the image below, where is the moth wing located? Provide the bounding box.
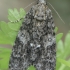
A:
[9,8,33,69]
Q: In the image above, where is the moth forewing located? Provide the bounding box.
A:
[9,0,56,70]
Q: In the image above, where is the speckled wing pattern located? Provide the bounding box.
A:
[9,1,56,70]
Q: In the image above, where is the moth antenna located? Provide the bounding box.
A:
[24,1,36,9]
[48,2,65,24]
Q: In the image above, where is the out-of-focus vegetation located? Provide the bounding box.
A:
[0,8,70,70]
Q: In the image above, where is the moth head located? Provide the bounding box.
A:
[33,4,48,21]
[38,0,45,4]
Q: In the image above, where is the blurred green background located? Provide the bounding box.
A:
[0,0,70,70]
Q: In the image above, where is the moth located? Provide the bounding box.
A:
[9,0,56,70]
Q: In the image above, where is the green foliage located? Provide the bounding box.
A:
[0,8,70,70]
[56,32,70,70]
[0,8,26,45]
[56,33,63,43]
[0,47,11,70]
[8,8,26,22]
[27,65,36,70]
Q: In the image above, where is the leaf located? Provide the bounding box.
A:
[14,8,20,19]
[27,65,36,70]
[0,21,17,45]
[0,47,11,69]
[0,30,6,40]
[54,27,58,33]
[7,31,18,45]
[8,9,17,22]
[0,31,17,45]
[0,30,12,44]
[64,32,70,58]
[0,21,13,35]
[57,40,64,57]
[8,9,20,21]
[56,33,63,43]
[20,8,26,18]
[8,8,26,22]
[0,8,26,45]
[8,22,21,31]
[64,32,70,48]
[57,58,70,67]
[56,58,62,70]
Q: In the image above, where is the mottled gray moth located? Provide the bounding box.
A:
[9,0,56,70]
